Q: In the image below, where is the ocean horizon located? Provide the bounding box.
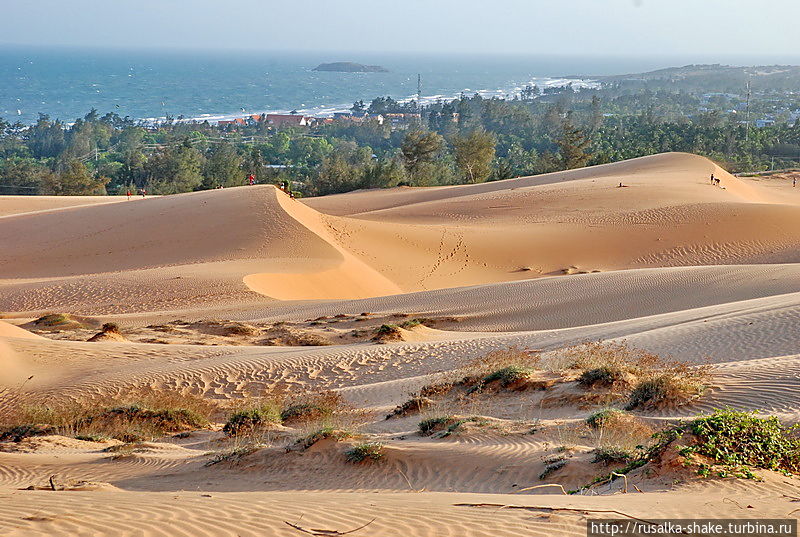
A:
[3,45,800,125]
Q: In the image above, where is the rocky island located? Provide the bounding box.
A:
[313,62,389,73]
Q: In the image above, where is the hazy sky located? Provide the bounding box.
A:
[3,0,799,58]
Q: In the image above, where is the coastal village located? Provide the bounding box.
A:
[218,111,427,129]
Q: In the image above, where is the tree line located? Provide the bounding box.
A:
[2,86,800,197]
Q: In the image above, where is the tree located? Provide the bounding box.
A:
[144,142,204,194]
[0,157,53,194]
[590,96,603,132]
[351,100,366,115]
[452,129,496,183]
[400,130,444,177]
[27,114,66,159]
[40,160,109,195]
[556,113,592,170]
[361,158,408,189]
[313,142,372,195]
[203,143,242,188]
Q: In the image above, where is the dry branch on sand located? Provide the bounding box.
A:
[284,518,375,536]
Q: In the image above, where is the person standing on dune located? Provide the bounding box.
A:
[247,174,255,186]
[710,173,715,184]
[126,188,131,200]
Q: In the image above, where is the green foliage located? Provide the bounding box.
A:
[539,458,567,480]
[578,365,626,387]
[40,159,109,195]
[400,130,445,180]
[683,408,800,475]
[144,143,204,194]
[223,404,281,436]
[418,416,454,436]
[345,442,385,463]
[482,365,535,387]
[557,112,592,170]
[585,408,627,429]
[592,446,635,464]
[452,128,496,183]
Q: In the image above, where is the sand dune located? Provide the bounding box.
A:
[2,152,800,535]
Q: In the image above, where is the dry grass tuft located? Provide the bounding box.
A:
[0,388,216,443]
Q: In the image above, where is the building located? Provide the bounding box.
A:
[264,114,310,128]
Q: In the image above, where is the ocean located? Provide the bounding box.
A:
[0,47,769,125]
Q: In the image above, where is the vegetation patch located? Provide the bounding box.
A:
[418,416,487,438]
[280,391,346,424]
[578,365,628,388]
[32,313,89,330]
[223,402,282,436]
[585,408,629,429]
[626,364,708,410]
[299,427,353,450]
[592,446,635,464]
[539,458,567,480]
[573,408,800,493]
[371,324,403,343]
[387,396,434,419]
[680,408,800,478]
[418,416,456,436]
[0,389,215,443]
[345,442,385,463]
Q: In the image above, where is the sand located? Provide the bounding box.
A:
[1,152,799,536]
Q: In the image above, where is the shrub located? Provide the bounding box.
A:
[593,447,635,464]
[299,427,352,449]
[0,389,215,442]
[223,403,282,436]
[418,416,455,436]
[101,322,120,333]
[224,323,258,336]
[539,459,567,480]
[345,442,385,463]
[683,408,800,475]
[280,391,345,424]
[585,408,627,429]
[626,366,707,410]
[482,365,535,387]
[371,324,402,343]
[34,313,71,326]
[578,365,626,388]
[387,396,433,418]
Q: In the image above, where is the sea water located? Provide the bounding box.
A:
[0,46,752,125]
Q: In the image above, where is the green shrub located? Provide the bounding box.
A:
[593,447,635,464]
[482,365,535,387]
[223,404,281,436]
[418,416,454,435]
[683,408,800,475]
[345,442,385,463]
[585,408,627,429]
[539,459,567,480]
[578,365,625,387]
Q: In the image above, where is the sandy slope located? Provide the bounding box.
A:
[0,195,126,218]
[2,152,800,535]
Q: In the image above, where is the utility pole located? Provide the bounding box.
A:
[744,79,752,142]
